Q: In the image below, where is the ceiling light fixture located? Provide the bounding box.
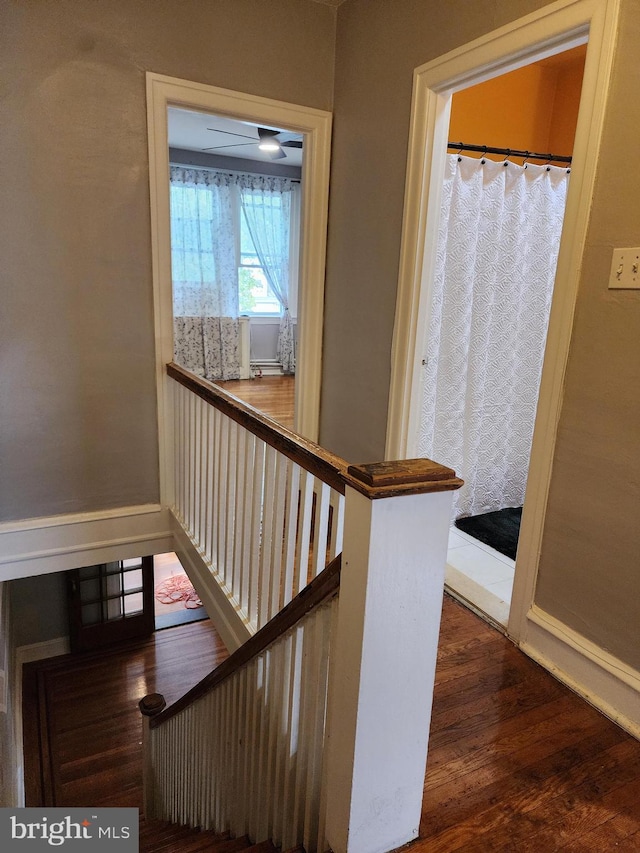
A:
[257,127,281,152]
[258,138,281,152]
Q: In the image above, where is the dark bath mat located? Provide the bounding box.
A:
[455,506,522,560]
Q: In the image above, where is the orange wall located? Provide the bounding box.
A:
[449,46,585,163]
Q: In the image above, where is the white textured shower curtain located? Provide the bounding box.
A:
[417,154,569,518]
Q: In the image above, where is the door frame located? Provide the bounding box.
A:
[66,556,155,653]
[146,72,332,505]
[385,0,620,642]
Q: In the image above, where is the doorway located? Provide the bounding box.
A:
[167,107,300,431]
[146,73,332,503]
[431,46,585,629]
[153,552,206,630]
[385,0,620,642]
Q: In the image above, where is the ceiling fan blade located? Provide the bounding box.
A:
[268,148,287,160]
[206,128,258,141]
[202,142,257,152]
[258,127,280,142]
[281,140,303,149]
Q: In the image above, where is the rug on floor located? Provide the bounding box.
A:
[154,574,207,630]
[455,506,522,560]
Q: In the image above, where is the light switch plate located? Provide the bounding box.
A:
[608,247,640,289]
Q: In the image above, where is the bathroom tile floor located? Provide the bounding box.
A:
[445,526,515,629]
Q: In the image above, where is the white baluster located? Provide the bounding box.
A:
[295,471,315,594]
[312,481,331,578]
[259,446,278,629]
[282,463,301,607]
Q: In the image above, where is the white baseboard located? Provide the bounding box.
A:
[16,637,70,666]
[521,605,640,740]
[171,513,252,654]
[0,504,174,581]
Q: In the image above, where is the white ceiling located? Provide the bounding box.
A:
[168,108,304,168]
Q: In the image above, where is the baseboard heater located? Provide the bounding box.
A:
[250,360,284,377]
[239,317,287,378]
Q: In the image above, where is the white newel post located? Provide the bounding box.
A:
[325,459,462,853]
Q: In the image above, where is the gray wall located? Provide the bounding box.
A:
[0,0,335,522]
[9,573,69,649]
[321,0,640,669]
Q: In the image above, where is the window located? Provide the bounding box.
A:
[169,167,299,319]
[238,206,281,315]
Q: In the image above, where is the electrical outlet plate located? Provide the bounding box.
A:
[608,247,640,289]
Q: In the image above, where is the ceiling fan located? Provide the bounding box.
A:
[203,126,303,160]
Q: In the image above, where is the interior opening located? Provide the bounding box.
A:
[167,107,301,429]
[421,43,587,629]
[153,552,207,630]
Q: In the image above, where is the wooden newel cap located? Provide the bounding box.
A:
[139,693,167,717]
[346,458,463,498]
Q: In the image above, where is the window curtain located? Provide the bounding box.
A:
[170,167,240,381]
[417,154,569,518]
[239,175,295,373]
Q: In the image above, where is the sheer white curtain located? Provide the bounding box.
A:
[170,167,240,381]
[239,175,295,373]
[417,154,569,518]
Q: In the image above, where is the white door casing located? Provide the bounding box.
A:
[385,0,620,642]
[146,73,332,506]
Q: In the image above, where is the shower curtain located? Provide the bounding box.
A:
[417,153,570,518]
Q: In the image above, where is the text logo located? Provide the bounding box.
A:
[0,809,138,850]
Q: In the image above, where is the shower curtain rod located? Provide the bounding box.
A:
[447,141,572,164]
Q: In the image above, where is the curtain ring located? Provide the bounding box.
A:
[480,145,487,165]
[523,151,530,169]
[503,149,511,167]
[457,141,464,162]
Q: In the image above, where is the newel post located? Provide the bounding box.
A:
[324,459,463,853]
[139,692,166,819]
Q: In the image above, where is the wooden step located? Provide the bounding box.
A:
[139,820,235,853]
[140,822,285,853]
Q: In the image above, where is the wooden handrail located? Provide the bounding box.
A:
[167,363,463,499]
[168,362,349,494]
[149,553,342,729]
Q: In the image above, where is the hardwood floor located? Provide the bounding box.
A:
[23,597,640,850]
[216,375,295,430]
[23,619,228,809]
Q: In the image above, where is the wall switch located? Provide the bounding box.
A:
[608,247,640,289]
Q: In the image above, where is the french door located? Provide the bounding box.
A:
[67,556,155,653]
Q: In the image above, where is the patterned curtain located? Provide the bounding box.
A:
[170,167,240,381]
[417,154,569,518]
[239,176,295,374]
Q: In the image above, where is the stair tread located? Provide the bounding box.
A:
[140,820,295,853]
[139,820,234,853]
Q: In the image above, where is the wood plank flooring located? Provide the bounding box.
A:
[23,597,640,850]
[216,376,295,429]
[23,619,228,809]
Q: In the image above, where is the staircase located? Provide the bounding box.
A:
[149,363,463,853]
[140,820,281,853]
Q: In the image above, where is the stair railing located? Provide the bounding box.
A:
[149,362,463,853]
[167,362,346,645]
[141,555,341,853]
